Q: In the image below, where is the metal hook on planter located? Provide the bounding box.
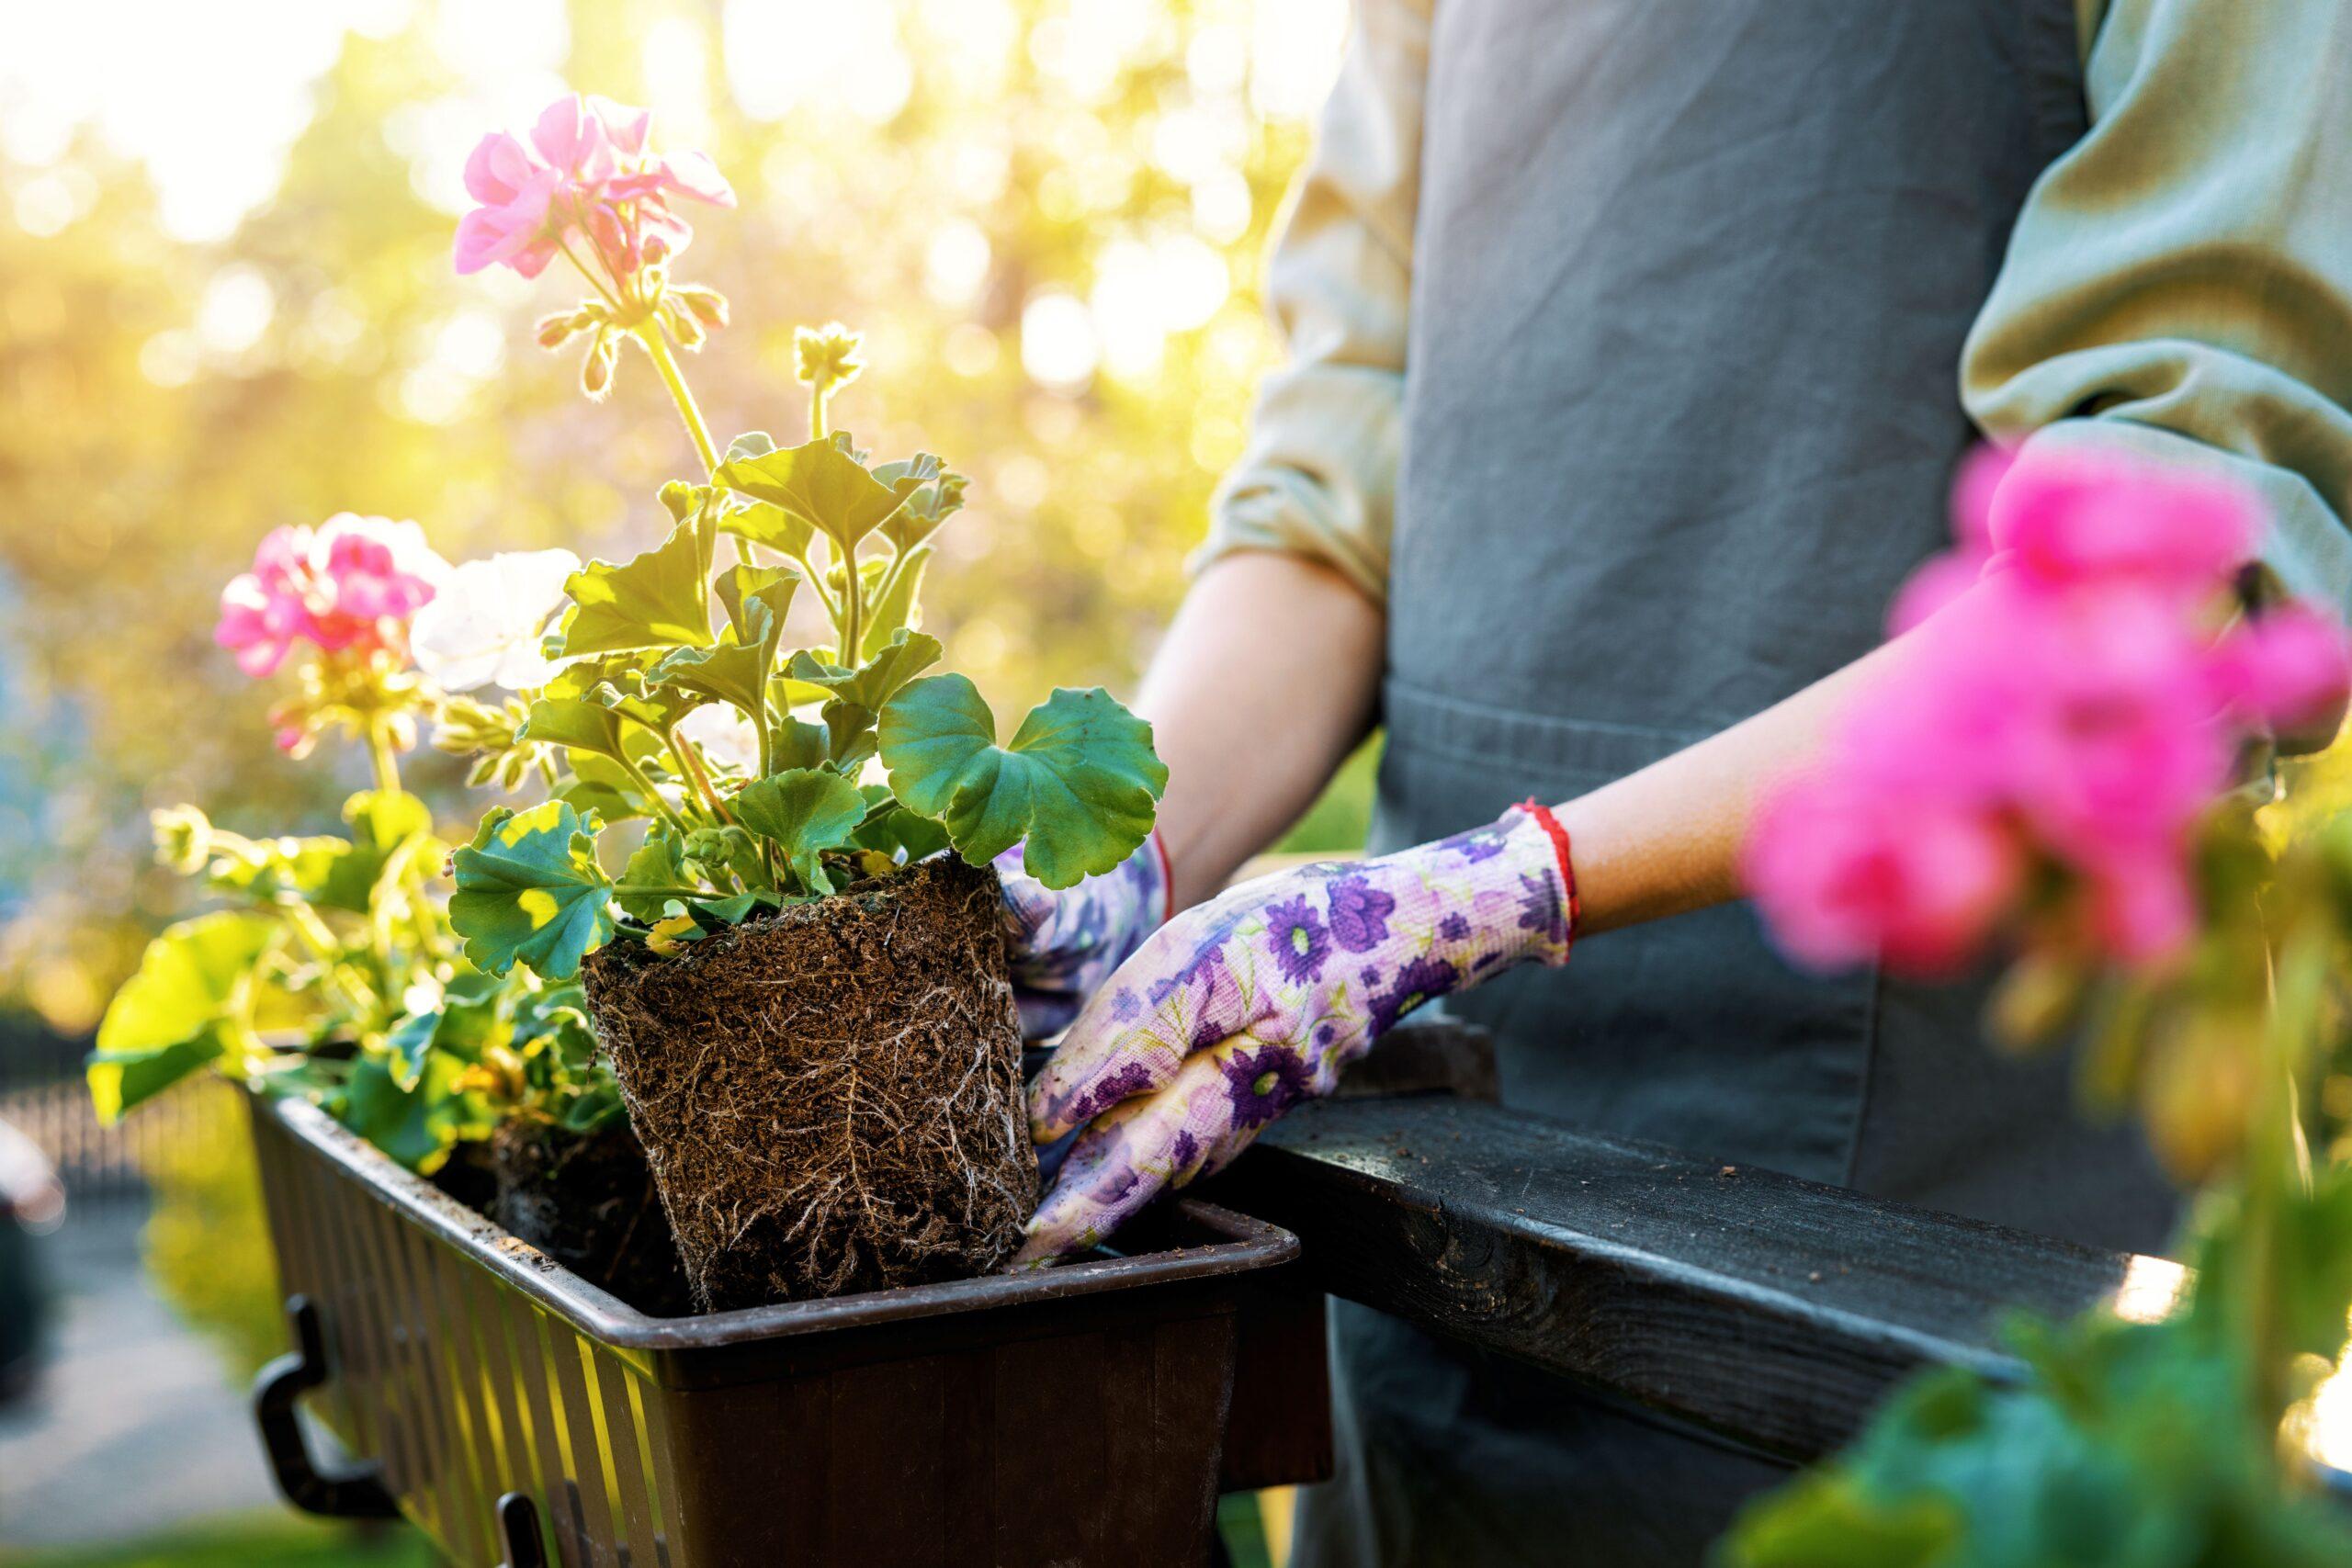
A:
[251,1294,400,1519]
[495,1491,549,1568]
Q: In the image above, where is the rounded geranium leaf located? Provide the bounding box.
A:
[715,437,903,556]
[733,767,867,895]
[878,676,1166,889]
[448,802,616,979]
[90,911,279,1122]
[551,522,713,658]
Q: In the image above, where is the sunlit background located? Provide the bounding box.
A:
[0,0,1356,1034]
[0,2,1353,1559]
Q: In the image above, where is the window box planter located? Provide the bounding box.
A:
[244,1092,1319,1567]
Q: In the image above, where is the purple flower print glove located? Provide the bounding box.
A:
[995,830,1173,1040]
[1015,803,1576,1265]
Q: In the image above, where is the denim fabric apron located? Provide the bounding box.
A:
[1293,4,2180,1562]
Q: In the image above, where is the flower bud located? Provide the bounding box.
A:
[581,332,618,400]
[675,286,730,330]
[152,804,214,875]
[535,308,594,351]
[663,296,707,351]
[794,321,865,389]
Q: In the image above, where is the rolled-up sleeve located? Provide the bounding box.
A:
[1962,0,2352,615]
[1194,0,1430,604]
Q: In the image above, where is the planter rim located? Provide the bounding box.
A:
[261,1093,1298,1353]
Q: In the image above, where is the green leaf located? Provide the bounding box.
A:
[767,711,831,772]
[785,629,942,712]
[725,430,776,462]
[339,1051,492,1174]
[616,825,693,921]
[823,700,879,773]
[554,752,648,823]
[871,455,965,553]
[383,987,499,1092]
[521,695,631,763]
[558,1082,625,1134]
[314,789,437,912]
[864,543,932,659]
[733,768,866,894]
[716,562,799,645]
[550,521,713,658]
[878,678,1166,888]
[90,911,278,1122]
[719,499,815,559]
[715,437,904,557]
[853,794,951,863]
[448,803,616,979]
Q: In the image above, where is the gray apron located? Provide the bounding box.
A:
[1295,3,2180,1562]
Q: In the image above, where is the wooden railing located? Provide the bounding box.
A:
[1208,1022,2187,1463]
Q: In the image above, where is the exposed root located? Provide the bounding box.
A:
[583,856,1036,1308]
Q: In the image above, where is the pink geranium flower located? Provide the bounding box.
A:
[454,94,735,281]
[1745,774,2024,976]
[1751,443,2349,976]
[215,514,447,677]
[2210,603,2352,731]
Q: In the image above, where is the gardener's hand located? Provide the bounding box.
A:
[995,831,1172,1039]
[1015,803,1576,1264]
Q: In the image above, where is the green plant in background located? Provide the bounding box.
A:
[439,101,1164,981]
[88,522,625,1176]
[1724,450,2352,1564]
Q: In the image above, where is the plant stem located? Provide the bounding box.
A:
[635,321,723,479]
[559,238,626,313]
[615,750,693,838]
[366,716,401,796]
[666,724,738,824]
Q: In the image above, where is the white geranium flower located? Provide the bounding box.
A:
[675,703,762,776]
[410,548,581,692]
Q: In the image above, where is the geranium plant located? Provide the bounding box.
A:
[1726,448,2352,1563]
[93,515,624,1175]
[438,96,1166,986]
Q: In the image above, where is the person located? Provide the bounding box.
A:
[996,1,2352,1561]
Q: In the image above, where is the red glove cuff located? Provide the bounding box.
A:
[1515,799,1579,940]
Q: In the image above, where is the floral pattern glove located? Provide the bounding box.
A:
[1016,804,1575,1265]
[995,830,1172,1040]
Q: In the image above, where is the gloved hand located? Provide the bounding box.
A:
[995,830,1172,1040]
[1016,802,1576,1264]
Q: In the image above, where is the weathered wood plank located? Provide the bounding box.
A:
[1210,1089,2173,1461]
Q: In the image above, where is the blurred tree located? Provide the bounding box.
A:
[0,0,1344,1029]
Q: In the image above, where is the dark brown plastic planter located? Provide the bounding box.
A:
[243,1093,1325,1568]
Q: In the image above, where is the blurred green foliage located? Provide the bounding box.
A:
[140,1091,287,1383]
[0,0,1340,1032]
[0,1513,435,1568]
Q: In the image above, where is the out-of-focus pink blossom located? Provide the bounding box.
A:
[1751,444,2349,977]
[2210,604,2352,731]
[215,515,447,678]
[1986,448,2257,604]
[454,94,735,281]
[2002,584,2234,861]
[1745,775,2024,976]
[2083,852,2199,965]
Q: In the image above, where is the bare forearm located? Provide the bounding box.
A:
[1555,629,1926,937]
[1138,551,1385,909]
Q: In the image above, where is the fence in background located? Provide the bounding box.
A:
[0,1020,238,1213]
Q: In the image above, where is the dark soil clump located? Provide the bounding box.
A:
[490,1119,695,1316]
[583,853,1035,1309]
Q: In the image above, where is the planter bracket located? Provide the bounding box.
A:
[252,1294,401,1519]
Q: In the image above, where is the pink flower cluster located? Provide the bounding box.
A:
[215,514,447,680]
[1747,446,2351,975]
[455,95,734,281]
